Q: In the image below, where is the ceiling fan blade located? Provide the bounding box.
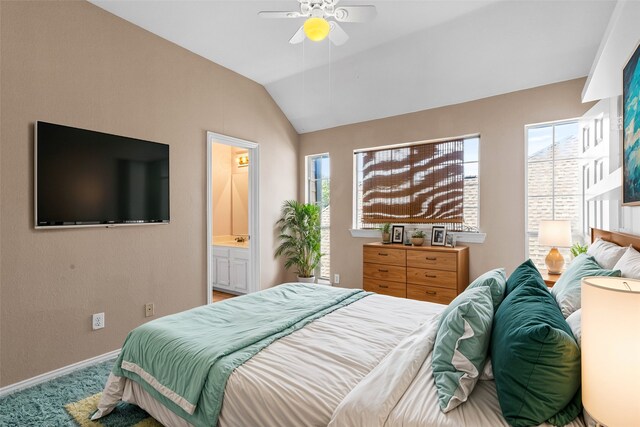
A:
[258,11,303,19]
[328,21,349,46]
[289,25,305,44]
[333,5,377,23]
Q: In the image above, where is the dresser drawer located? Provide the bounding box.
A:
[363,263,406,282]
[407,284,456,305]
[364,278,406,298]
[363,247,406,266]
[406,267,457,289]
[406,250,457,271]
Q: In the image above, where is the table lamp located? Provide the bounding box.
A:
[538,220,572,274]
[582,277,640,426]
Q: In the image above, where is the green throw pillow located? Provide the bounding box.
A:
[432,286,494,412]
[551,253,620,318]
[467,268,507,310]
[491,262,581,427]
[505,259,540,295]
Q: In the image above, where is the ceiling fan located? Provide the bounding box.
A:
[258,0,377,46]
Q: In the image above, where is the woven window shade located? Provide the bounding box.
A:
[359,140,464,224]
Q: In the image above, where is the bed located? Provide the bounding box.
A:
[93,228,639,427]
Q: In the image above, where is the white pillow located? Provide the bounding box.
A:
[566,309,581,347]
[612,246,640,279]
[587,238,626,269]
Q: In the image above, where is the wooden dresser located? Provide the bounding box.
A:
[363,243,469,304]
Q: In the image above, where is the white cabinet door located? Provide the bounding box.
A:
[215,257,231,289]
[212,246,250,293]
[212,247,232,290]
[230,248,249,292]
[230,258,249,292]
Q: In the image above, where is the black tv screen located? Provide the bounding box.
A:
[35,122,170,228]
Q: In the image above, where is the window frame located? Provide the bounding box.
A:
[352,134,480,231]
[524,118,582,264]
[305,153,330,281]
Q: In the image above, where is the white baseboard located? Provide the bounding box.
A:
[0,348,120,398]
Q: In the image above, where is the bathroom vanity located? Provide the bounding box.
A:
[211,237,249,294]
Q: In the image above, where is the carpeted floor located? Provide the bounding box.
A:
[0,359,155,427]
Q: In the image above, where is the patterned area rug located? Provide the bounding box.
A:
[0,360,160,427]
[64,393,161,427]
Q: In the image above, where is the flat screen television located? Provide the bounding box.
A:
[35,121,170,228]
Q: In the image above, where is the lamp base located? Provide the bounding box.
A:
[545,247,565,274]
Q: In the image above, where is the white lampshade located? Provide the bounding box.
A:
[582,277,640,426]
[538,220,572,247]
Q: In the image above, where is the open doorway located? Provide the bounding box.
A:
[206,132,260,304]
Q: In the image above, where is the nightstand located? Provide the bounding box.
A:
[539,269,562,287]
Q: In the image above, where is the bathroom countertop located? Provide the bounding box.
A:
[212,235,249,249]
[213,241,249,249]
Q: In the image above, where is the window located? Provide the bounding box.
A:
[526,120,581,269]
[354,137,479,231]
[306,154,330,280]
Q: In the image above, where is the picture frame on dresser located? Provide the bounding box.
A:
[431,226,446,246]
[391,225,404,243]
[445,234,455,248]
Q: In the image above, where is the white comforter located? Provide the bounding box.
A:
[102,294,586,427]
[220,294,438,427]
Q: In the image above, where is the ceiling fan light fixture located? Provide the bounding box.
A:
[303,17,330,42]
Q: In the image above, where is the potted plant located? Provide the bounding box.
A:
[381,223,391,243]
[570,242,588,259]
[411,230,425,246]
[275,200,323,283]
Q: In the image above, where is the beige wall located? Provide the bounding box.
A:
[299,78,594,288]
[0,1,298,386]
[232,174,249,236]
[212,143,233,238]
[211,145,249,240]
[231,148,249,236]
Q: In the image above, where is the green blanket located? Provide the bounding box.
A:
[112,284,370,426]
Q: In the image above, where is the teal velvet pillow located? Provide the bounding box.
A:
[433,287,494,412]
[505,259,540,295]
[551,253,620,318]
[466,268,507,310]
[491,266,581,427]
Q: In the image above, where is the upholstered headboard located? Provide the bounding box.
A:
[591,228,640,251]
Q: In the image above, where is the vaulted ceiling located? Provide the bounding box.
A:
[90,0,616,133]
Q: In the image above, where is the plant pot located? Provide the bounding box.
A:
[382,232,391,243]
[297,275,316,284]
[411,237,425,246]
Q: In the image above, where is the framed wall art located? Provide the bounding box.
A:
[623,41,640,205]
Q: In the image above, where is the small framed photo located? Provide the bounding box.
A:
[431,226,446,246]
[445,234,455,248]
[391,225,404,244]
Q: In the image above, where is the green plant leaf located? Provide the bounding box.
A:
[274,200,324,277]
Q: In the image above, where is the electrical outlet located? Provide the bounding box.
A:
[145,303,155,318]
[334,274,340,284]
[92,312,105,330]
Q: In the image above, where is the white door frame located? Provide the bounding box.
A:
[206,131,260,304]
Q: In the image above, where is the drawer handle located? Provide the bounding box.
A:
[378,269,389,273]
[424,274,437,278]
[379,285,389,289]
[425,291,437,295]
[425,257,437,261]
[378,252,388,256]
